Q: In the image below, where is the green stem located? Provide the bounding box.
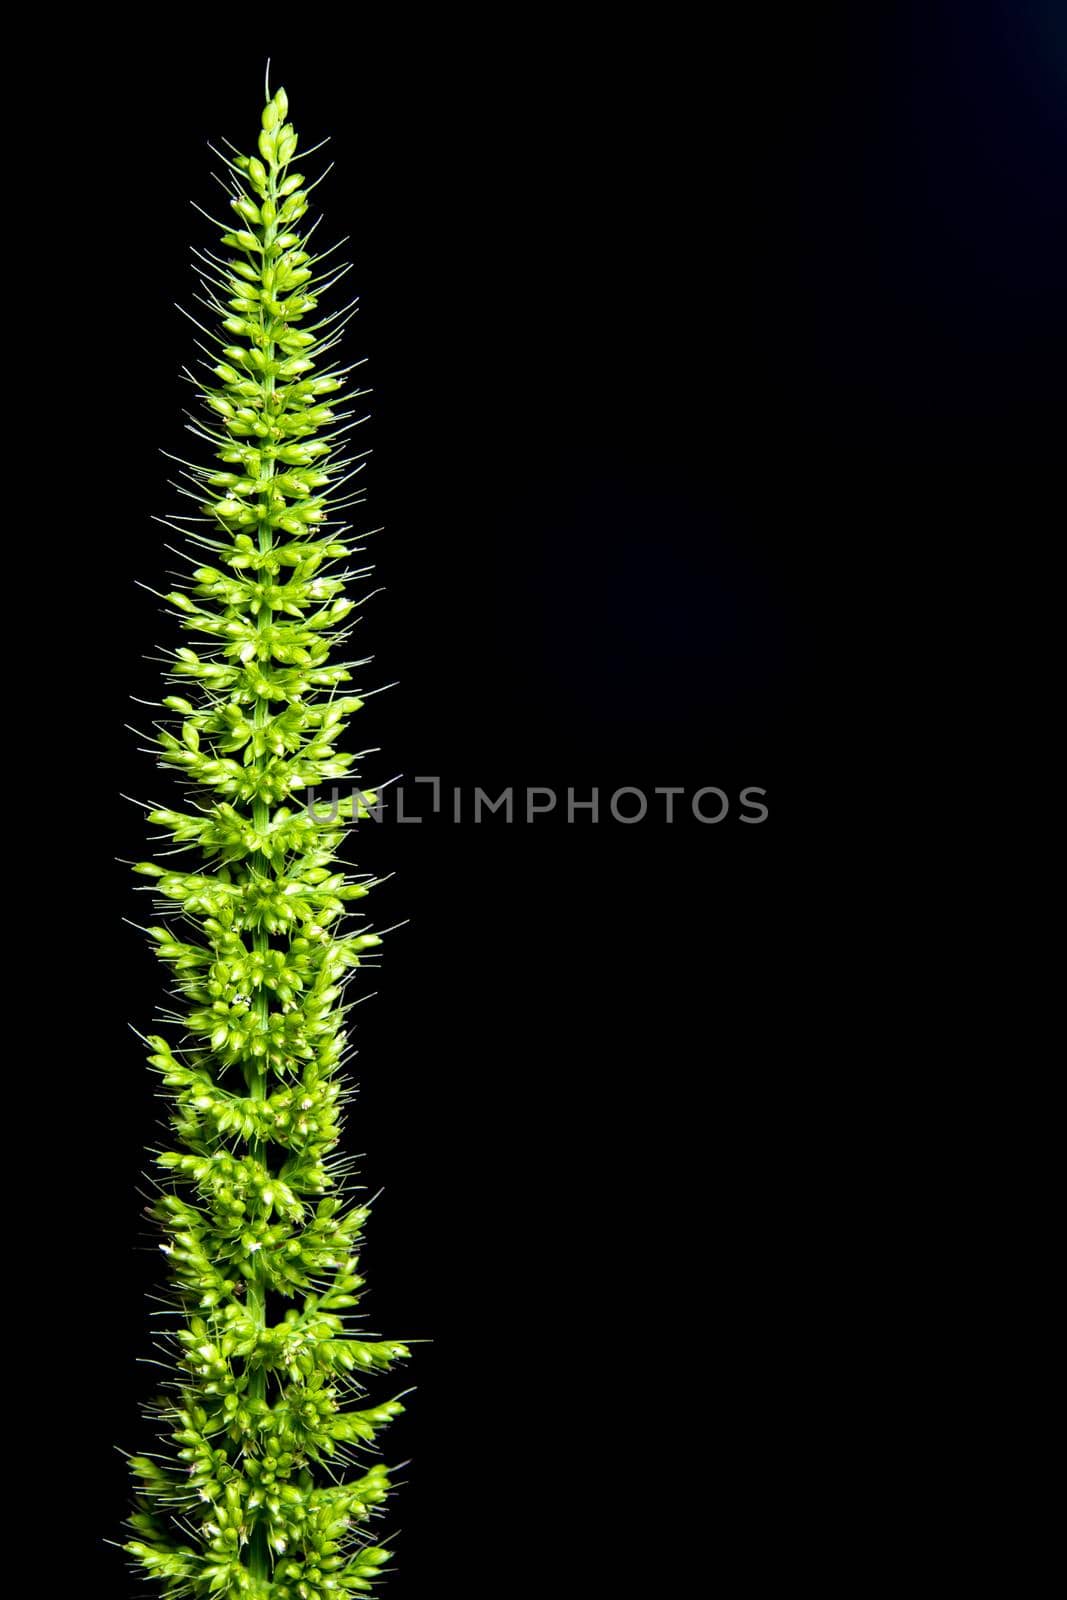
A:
[245,164,279,1588]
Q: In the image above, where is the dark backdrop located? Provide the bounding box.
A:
[25,1,1064,1589]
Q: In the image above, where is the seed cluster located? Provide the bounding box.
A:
[126,86,409,1598]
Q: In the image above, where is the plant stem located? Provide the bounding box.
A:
[245,161,279,1588]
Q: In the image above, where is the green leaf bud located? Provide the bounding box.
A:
[231,195,261,225]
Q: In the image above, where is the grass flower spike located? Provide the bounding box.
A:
[125,83,409,1598]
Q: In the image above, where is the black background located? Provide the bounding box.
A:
[26,1,1064,1589]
